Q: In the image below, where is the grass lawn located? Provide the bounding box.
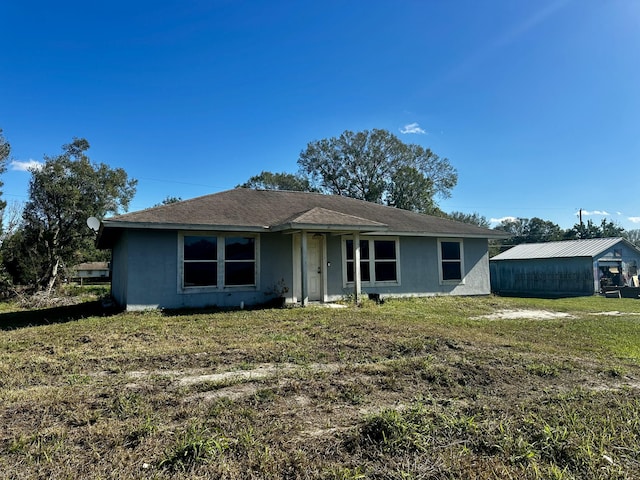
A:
[1,295,640,479]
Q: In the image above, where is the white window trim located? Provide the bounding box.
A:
[178,232,260,293]
[342,236,401,287]
[437,238,465,285]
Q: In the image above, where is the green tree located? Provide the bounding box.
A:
[599,218,626,238]
[0,129,9,214]
[494,218,527,245]
[20,138,137,293]
[237,171,315,192]
[154,195,183,207]
[564,219,600,240]
[625,229,640,248]
[0,130,12,293]
[563,218,625,240]
[296,129,457,213]
[2,227,43,289]
[494,217,564,252]
[387,165,440,215]
[448,211,491,228]
[524,217,564,243]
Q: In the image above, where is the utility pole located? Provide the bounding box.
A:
[577,208,584,239]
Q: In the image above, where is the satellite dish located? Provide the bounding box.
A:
[86,216,101,233]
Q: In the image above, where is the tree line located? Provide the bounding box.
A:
[489,216,634,256]
[0,127,637,297]
[237,128,638,250]
[0,130,136,296]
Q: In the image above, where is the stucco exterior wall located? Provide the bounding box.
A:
[110,229,493,310]
[258,233,294,303]
[323,236,491,300]
[113,230,295,310]
[110,231,129,306]
[398,237,490,296]
[325,235,345,298]
[122,229,177,310]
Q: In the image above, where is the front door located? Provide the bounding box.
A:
[307,235,323,301]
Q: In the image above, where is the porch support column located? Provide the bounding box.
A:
[301,231,308,306]
[353,232,361,304]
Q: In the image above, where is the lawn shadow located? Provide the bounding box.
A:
[0,301,122,330]
[160,298,292,317]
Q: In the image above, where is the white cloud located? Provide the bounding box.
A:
[576,209,609,216]
[10,159,43,172]
[629,217,640,224]
[400,123,426,135]
[490,216,517,225]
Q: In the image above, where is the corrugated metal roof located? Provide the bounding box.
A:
[491,238,627,261]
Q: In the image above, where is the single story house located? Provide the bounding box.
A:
[70,261,110,285]
[490,237,640,297]
[96,188,507,310]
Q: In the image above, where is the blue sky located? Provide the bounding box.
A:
[2,0,639,230]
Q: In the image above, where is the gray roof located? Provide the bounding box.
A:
[72,262,109,271]
[491,237,633,261]
[98,188,506,247]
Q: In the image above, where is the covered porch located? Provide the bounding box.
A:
[271,207,388,306]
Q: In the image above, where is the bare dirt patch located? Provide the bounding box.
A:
[176,362,341,387]
[590,310,640,317]
[473,309,574,320]
[178,363,282,386]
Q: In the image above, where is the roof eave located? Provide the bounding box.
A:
[101,221,269,233]
[96,218,509,248]
[96,221,270,249]
[270,222,389,233]
[382,231,509,239]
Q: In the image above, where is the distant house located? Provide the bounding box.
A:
[490,237,640,298]
[96,189,507,311]
[71,262,110,285]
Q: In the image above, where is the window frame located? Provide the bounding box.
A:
[183,235,218,288]
[223,236,257,287]
[178,232,260,293]
[342,236,401,287]
[437,238,465,285]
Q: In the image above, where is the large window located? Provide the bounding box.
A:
[346,239,370,283]
[184,236,218,287]
[373,239,397,282]
[181,234,257,289]
[224,237,256,286]
[345,237,398,284]
[439,239,464,283]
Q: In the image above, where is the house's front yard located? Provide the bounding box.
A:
[1,295,640,479]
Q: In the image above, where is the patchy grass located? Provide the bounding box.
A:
[1,295,640,478]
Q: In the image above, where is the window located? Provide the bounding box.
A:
[373,240,397,282]
[224,237,255,286]
[345,237,399,284]
[439,239,464,283]
[181,234,257,289]
[183,236,217,287]
[346,239,370,282]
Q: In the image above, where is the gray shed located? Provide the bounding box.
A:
[490,237,640,297]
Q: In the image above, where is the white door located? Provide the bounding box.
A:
[307,236,323,301]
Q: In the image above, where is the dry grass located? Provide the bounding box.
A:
[1,295,640,479]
